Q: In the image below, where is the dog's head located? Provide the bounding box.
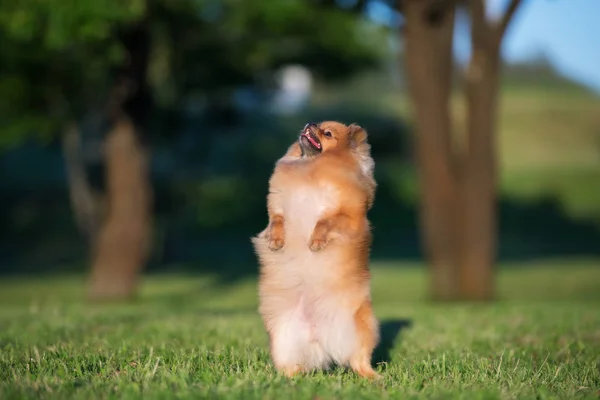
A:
[299,121,369,158]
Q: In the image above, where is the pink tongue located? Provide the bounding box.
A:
[304,132,321,149]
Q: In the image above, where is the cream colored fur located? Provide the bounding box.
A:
[252,130,378,375]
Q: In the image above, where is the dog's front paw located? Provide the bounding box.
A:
[268,237,285,251]
[308,237,328,252]
[267,220,285,251]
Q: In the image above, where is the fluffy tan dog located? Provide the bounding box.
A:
[251,121,379,379]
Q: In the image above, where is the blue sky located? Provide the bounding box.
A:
[365,0,600,93]
[479,0,600,93]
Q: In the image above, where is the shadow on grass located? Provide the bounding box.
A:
[372,318,413,369]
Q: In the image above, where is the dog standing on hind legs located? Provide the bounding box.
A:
[251,121,380,379]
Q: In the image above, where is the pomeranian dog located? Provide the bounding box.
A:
[251,121,379,379]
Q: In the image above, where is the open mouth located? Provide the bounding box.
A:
[301,128,321,150]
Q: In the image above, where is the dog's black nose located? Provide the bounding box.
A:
[304,122,317,131]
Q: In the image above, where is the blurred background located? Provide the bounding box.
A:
[1,0,599,301]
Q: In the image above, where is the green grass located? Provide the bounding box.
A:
[1,260,600,399]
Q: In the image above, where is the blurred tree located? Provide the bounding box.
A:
[0,0,386,299]
[401,0,522,301]
[0,0,152,301]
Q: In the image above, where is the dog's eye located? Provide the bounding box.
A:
[324,131,332,138]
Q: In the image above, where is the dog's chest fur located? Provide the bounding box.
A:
[282,181,338,241]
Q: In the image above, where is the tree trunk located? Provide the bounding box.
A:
[456,51,499,300]
[87,117,152,301]
[403,0,460,300]
[61,123,103,245]
[402,0,521,301]
[86,22,153,301]
[457,1,502,301]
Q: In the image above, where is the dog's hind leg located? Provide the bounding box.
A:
[349,299,380,379]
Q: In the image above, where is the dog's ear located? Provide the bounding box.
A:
[348,124,367,149]
[349,124,368,148]
[349,123,375,180]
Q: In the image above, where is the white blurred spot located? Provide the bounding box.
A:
[271,65,313,114]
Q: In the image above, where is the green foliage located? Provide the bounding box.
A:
[0,0,146,148]
[0,0,388,148]
[0,0,145,47]
[1,261,599,398]
[181,176,252,228]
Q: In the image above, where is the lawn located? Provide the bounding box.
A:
[1,259,599,399]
